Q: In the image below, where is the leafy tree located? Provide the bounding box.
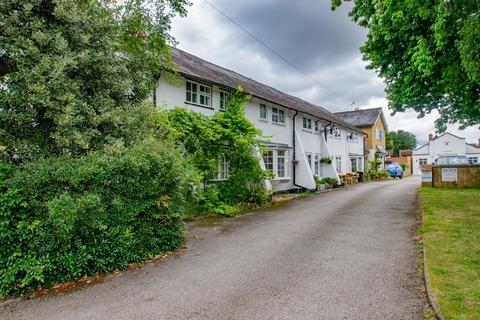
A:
[386,130,417,157]
[332,0,480,132]
[0,0,189,161]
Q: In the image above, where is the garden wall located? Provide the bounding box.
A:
[421,164,480,188]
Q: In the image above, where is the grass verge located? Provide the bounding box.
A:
[419,188,480,319]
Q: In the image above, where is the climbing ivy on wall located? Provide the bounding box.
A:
[166,87,270,216]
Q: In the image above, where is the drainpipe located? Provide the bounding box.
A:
[323,121,333,141]
[292,110,303,189]
[153,72,161,107]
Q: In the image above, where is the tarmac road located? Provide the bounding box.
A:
[0,177,425,320]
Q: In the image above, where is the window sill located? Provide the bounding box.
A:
[185,101,214,110]
[302,129,313,133]
[272,122,286,127]
[259,118,269,123]
[271,177,291,183]
[210,178,229,182]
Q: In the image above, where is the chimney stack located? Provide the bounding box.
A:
[428,133,433,141]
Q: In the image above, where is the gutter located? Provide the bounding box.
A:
[171,71,362,134]
[323,121,333,142]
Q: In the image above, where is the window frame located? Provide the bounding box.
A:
[219,90,229,111]
[314,153,320,176]
[305,152,313,171]
[331,127,341,139]
[303,117,312,131]
[314,121,319,133]
[263,149,290,179]
[212,154,229,181]
[376,128,384,141]
[262,150,274,172]
[335,155,342,173]
[419,158,428,165]
[468,157,478,164]
[259,103,268,120]
[272,107,286,124]
[185,80,212,108]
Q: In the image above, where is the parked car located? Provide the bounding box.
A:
[386,163,404,178]
[435,155,470,165]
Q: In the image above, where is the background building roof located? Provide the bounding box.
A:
[334,108,385,128]
[169,48,362,133]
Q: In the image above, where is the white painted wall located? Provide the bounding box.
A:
[412,133,480,175]
[155,72,365,191]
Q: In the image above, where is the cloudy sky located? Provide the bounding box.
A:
[171,0,479,146]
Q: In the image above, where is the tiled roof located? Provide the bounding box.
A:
[169,48,361,133]
[334,108,383,127]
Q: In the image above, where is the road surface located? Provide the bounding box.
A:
[1,178,425,319]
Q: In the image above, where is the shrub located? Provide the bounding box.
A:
[166,87,270,216]
[0,140,190,297]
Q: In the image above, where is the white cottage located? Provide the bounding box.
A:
[154,48,365,192]
[412,132,480,175]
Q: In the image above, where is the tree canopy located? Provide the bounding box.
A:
[386,130,417,157]
[332,0,480,132]
[0,0,189,161]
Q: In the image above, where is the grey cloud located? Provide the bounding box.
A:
[171,0,479,143]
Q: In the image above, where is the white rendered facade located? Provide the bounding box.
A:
[155,71,365,192]
[412,133,480,175]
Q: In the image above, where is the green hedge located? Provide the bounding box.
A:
[0,140,189,297]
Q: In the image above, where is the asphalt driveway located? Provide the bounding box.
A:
[1,177,425,320]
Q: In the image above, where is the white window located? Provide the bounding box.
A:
[277,150,288,178]
[305,153,312,170]
[468,157,478,164]
[303,117,312,130]
[314,154,320,176]
[314,121,319,133]
[272,107,285,124]
[262,150,273,171]
[376,128,384,141]
[332,127,341,139]
[259,104,267,120]
[350,157,362,172]
[419,158,428,165]
[263,149,289,179]
[348,133,358,142]
[186,80,211,107]
[335,156,342,173]
[219,90,229,111]
[213,154,229,180]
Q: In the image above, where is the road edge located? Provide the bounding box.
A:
[418,190,446,320]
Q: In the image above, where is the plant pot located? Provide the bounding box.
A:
[292,160,299,166]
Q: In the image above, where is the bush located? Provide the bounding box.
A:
[167,87,270,216]
[0,140,190,297]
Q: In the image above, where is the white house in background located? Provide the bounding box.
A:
[154,48,365,192]
[412,133,480,175]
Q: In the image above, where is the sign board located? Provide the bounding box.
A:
[441,168,457,182]
[421,171,432,182]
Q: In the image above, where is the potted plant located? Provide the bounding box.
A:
[292,159,300,166]
[320,156,332,164]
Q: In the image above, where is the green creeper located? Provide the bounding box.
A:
[332,0,479,132]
